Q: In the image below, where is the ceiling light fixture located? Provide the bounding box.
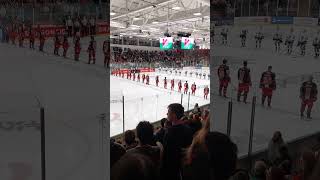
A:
[172,6,181,10]
[193,12,202,16]
[110,12,116,16]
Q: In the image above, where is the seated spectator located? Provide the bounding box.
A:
[268,131,286,165]
[266,167,286,180]
[252,160,267,180]
[232,169,250,180]
[110,138,126,168]
[161,103,193,180]
[111,153,159,180]
[123,130,138,150]
[126,121,162,167]
[274,145,292,170]
[309,155,320,180]
[300,151,317,180]
[187,113,202,136]
[183,131,238,180]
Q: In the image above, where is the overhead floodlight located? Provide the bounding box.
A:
[133,17,142,20]
[152,21,159,24]
[193,12,202,16]
[110,12,116,16]
[172,6,181,10]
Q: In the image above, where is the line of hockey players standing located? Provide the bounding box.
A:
[111,70,210,100]
[1,23,110,67]
[218,27,320,57]
[217,59,318,119]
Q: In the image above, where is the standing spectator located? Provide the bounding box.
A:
[299,151,317,180]
[274,145,292,170]
[266,167,286,180]
[154,118,168,144]
[268,131,286,165]
[183,131,238,180]
[110,138,126,168]
[161,103,193,180]
[123,130,138,150]
[187,113,202,136]
[126,121,162,167]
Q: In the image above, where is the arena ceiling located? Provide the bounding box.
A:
[110,0,210,46]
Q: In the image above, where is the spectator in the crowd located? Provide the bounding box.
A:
[192,103,201,114]
[111,153,159,180]
[110,138,126,168]
[183,130,238,180]
[312,136,320,154]
[161,103,193,180]
[274,145,292,170]
[123,130,138,150]
[233,169,250,180]
[309,156,320,180]
[266,167,286,180]
[251,160,267,180]
[154,118,168,144]
[126,121,162,167]
[299,151,317,180]
[187,113,202,136]
[268,131,286,165]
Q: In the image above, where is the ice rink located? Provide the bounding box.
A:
[110,68,210,136]
[0,42,108,180]
[212,25,320,156]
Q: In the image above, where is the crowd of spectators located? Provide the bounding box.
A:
[111,102,320,180]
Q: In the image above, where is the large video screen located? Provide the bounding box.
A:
[181,37,195,50]
[159,37,173,50]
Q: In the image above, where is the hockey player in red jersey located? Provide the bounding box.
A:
[164,77,167,89]
[171,79,175,90]
[217,59,231,97]
[300,76,318,119]
[259,66,276,107]
[204,86,209,99]
[74,36,81,61]
[29,29,35,49]
[133,73,136,81]
[10,28,16,45]
[146,75,150,85]
[142,74,146,83]
[156,76,159,86]
[103,39,109,67]
[191,82,197,95]
[87,36,97,64]
[62,37,69,58]
[53,31,61,55]
[184,81,189,94]
[39,30,45,52]
[237,61,252,103]
[178,80,182,92]
[137,74,140,82]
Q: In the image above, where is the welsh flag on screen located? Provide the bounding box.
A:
[160,37,173,50]
[181,37,194,49]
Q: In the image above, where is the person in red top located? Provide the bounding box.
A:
[87,36,97,64]
[74,36,81,61]
[191,82,197,95]
[259,66,276,107]
[237,61,252,103]
[217,59,231,97]
[137,74,140,82]
[10,28,16,45]
[300,76,318,119]
[39,30,45,52]
[103,39,109,67]
[62,37,69,58]
[164,77,168,89]
[29,29,35,49]
[129,72,132,79]
[156,76,159,86]
[178,80,182,92]
[171,79,175,90]
[142,74,145,83]
[146,75,150,85]
[184,81,189,94]
[204,86,209,99]
[53,31,61,55]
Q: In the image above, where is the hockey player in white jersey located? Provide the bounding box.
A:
[273,27,283,52]
[297,29,308,56]
[221,27,228,45]
[255,31,264,48]
[240,29,248,47]
[313,31,320,58]
[285,28,295,54]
